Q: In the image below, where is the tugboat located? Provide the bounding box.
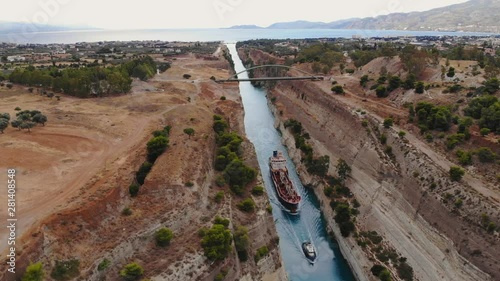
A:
[302,242,317,263]
[269,151,301,214]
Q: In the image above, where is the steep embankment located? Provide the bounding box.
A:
[242,49,499,281]
[1,49,286,281]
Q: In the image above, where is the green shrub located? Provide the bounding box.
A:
[237,198,256,213]
[251,185,264,196]
[50,260,80,281]
[146,135,169,162]
[487,222,497,233]
[224,160,257,191]
[136,161,152,185]
[449,166,465,181]
[97,259,111,271]
[480,128,491,136]
[214,216,230,228]
[155,227,174,247]
[383,118,393,128]
[456,150,473,166]
[185,181,194,187]
[380,134,387,144]
[396,262,414,281]
[202,224,232,261]
[254,246,269,262]
[129,183,140,197]
[119,263,144,280]
[22,262,44,281]
[476,147,496,163]
[376,85,388,98]
[331,85,344,94]
[214,191,224,203]
[121,207,133,216]
[233,226,250,261]
[324,186,334,197]
[398,131,406,138]
[370,264,386,277]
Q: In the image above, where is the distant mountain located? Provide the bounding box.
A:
[227,25,264,29]
[230,0,500,33]
[0,22,99,34]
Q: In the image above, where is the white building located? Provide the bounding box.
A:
[7,55,26,62]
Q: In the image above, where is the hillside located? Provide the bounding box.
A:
[233,0,500,33]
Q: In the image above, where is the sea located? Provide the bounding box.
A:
[0,28,497,44]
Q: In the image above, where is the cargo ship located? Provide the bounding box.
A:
[269,150,301,214]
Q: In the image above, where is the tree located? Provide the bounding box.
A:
[415,81,425,94]
[32,113,47,126]
[476,147,496,163]
[383,118,393,128]
[480,128,491,136]
[155,227,174,247]
[388,76,401,92]
[223,160,257,191]
[336,158,351,183]
[146,135,169,162]
[119,263,144,280]
[237,198,256,212]
[201,224,232,261]
[183,128,195,138]
[11,120,21,130]
[136,161,152,185]
[20,121,36,132]
[129,183,140,197]
[22,262,44,281]
[447,67,455,78]
[234,226,250,261]
[376,85,388,98]
[484,77,499,94]
[360,75,369,87]
[449,166,465,181]
[0,119,8,133]
[331,85,344,94]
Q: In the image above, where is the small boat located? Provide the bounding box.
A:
[302,242,317,263]
[269,151,301,214]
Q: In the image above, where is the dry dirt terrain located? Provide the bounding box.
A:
[242,48,499,281]
[0,48,286,280]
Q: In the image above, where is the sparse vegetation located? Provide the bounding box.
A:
[383,118,393,128]
[155,227,174,247]
[97,259,111,271]
[119,263,144,280]
[22,262,45,281]
[234,226,250,261]
[251,185,265,196]
[50,259,80,281]
[237,198,256,213]
[254,246,269,262]
[449,166,465,181]
[201,224,232,261]
[183,128,195,137]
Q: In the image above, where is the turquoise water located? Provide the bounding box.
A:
[227,44,355,281]
[0,28,496,44]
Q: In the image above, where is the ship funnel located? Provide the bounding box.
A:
[273,151,278,157]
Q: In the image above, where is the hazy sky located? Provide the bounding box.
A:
[1,0,469,29]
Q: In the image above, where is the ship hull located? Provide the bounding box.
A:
[270,169,300,214]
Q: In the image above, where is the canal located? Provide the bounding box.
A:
[227,44,355,281]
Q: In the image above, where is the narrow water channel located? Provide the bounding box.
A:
[227,44,355,281]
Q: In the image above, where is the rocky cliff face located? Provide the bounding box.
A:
[267,80,499,281]
[240,49,499,280]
